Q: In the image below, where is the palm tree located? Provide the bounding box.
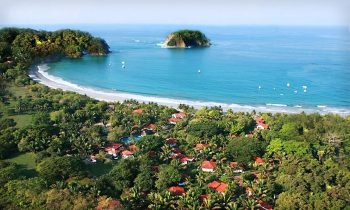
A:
[177,189,201,210]
[160,144,172,162]
[201,195,217,210]
[224,201,239,210]
[241,198,259,210]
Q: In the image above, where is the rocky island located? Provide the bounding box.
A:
[163,30,211,48]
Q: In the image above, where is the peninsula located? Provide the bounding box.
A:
[163,30,210,48]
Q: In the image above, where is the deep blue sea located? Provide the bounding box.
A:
[31,25,350,111]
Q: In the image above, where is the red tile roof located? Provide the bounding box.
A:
[195,143,208,150]
[208,181,228,193]
[104,147,118,155]
[256,116,269,129]
[168,186,185,195]
[258,123,269,129]
[173,112,186,118]
[258,200,273,210]
[255,157,264,164]
[133,109,144,114]
[255,117,265,124]
[245,133,254,138]
[145,123,157,130]
[109,142,122,149]
[129,145,138,152]
[122,150,133,156]
[169,117,182,123]
[171,153,184,159]
[229,162,238,167]
[201,161,217,169]
[180,156,194,163]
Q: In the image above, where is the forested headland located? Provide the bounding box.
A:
[0,28,350,210]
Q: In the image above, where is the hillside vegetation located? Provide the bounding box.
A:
[164,30,210,48]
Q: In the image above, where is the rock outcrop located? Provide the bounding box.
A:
[164,30,210,48]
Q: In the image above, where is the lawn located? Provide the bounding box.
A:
[7,152,38,177]
[9,113,33,128]
[8,85,32,98]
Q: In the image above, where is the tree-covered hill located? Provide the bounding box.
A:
[164,30,210,48]
[0,28,109,72]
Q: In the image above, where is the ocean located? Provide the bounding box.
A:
[34,25,350,113]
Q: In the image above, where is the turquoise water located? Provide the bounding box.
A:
[45,25,350,110]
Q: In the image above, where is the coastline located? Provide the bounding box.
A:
[29,64,350,116]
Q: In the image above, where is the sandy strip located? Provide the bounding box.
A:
[28,64,350,116]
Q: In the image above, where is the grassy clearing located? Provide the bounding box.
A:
[9,114,33,128]
[8,85,32,98]
[7,152,38,177]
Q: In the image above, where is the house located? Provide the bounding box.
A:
[229,161,238,168]
[201,160,217,172]
[180,156,195,165]
[255,157,264,165]
[245,133,254,138]
[258,200,273,210]
[256,116,269,129]
[195,143,208,151]
[171,152,184,159]
[165,138,177,147]
[144,124,157,132]
[172,112,186,119]
[208,181,228,193]
[168,186,185,195]
[230,161,243,173]
[129,144,138,152]
[122,150,133,159]
[132,108,144,114]
[105,147,118,157]
[168,117,182,125]
[168,112,186,125]
[104,142,123,157]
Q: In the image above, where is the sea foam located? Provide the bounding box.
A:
[30,64,350,116]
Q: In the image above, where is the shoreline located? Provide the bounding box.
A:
[28,64,350,116]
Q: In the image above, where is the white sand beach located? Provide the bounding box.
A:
[28,64,350,116]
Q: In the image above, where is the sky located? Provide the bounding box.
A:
[1,0,350,26]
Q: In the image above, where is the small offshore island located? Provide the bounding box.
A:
[163,30,211,48]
